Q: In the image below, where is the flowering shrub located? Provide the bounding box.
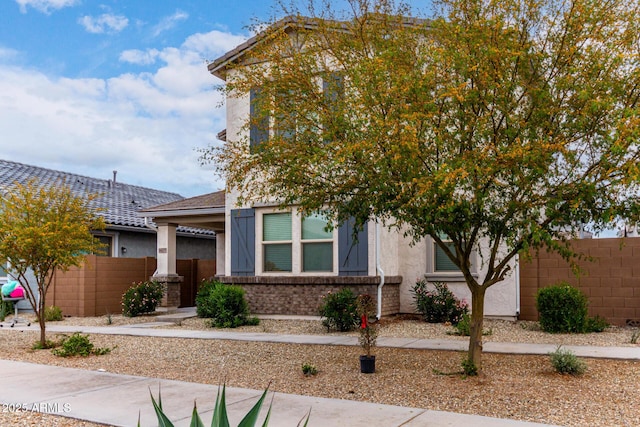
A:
[356,294,378,357]
[121,280,164,317]
[412,280,468,325]
[319,288,358,332]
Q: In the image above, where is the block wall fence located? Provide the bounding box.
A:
[47,256,216,317]
[47,237,640,324]
[519,237,640,326]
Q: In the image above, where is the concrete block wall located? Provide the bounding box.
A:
[48,256,215,317]
[519,238,640,326]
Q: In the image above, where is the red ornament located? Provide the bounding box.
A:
[361,314,368,329]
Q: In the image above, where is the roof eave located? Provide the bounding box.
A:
[208,16,322,80]
[137,207,226,218]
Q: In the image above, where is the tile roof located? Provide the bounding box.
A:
[139,190,225,213]
[0,159,213,235]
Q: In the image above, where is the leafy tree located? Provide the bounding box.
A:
[206,0,640,372]
[0,179,105,346]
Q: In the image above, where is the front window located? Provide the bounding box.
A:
[426,234,476,282]
[260,209,335,274]
[0,262,7,283]
[434,240,459,272]
[302,212,333,272]
[263,212,292,272]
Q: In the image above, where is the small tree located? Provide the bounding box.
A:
[0,179,105,346]
[208,0,640,373]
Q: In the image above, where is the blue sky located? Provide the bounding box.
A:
[0,0,283,197]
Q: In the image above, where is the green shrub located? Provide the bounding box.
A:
[319,288,358,332]
[0,299,14,321]
[302,363,318,376]
[447,314,493,337]
[52,332,112,357]
[549,346,587,375]
[196,280,258,328]
[461,357,478,377]
[44,305,63,321]
[31,339,56,350]
[586,315,609,332]
[195,279,219,317]
[453,313,471,335]
[536,282,607,333]
[413,280,469,325]
[121,280,164,317]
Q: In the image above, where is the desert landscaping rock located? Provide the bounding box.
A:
[1,314,639,427]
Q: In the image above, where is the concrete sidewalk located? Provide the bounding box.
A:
[0,360,560,427]
[40,322,640,360]
[1,317,638,426]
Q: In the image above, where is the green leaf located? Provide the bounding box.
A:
[296,409,311,427]
[149,388,174,427]
[211,384,230,427]
[238,387,270,427]
[189,401,205,427]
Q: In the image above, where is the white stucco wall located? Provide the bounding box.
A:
[384,228,519,318]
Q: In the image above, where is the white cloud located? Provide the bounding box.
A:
[119,49,160,65]
[151,10,189,37]
[0,27,250,196]
[0,57,223,196]
[78,14,129,34]
[15,0,79,14]
[183,30,249,59]
[0,47,20,62]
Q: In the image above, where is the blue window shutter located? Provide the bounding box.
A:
[338,219,368,276]
[230,208,255,276]
[250,88,269,148]
[322,73,344,144]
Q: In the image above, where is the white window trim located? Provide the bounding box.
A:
[256,207,338,276]
[425,235,478,282]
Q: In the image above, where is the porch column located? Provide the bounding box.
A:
[216,232,225,276]
[152,222,183,309]
[156,223,177,276]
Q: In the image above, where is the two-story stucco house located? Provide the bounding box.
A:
[142,16,520,319]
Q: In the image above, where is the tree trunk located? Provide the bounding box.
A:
[37,290,46,347]
[467,286,486,373]
[39,316,46,347]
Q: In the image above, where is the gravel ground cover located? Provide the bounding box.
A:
[1,313,639,427]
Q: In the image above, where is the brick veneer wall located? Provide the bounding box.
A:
[519,238,640,326]
[219,276,402,316]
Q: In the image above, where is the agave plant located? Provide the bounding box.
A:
[140,384,309,427]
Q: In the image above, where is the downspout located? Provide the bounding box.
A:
[515,254,520,319]
[144,216,157,231]
[376,220,385,320]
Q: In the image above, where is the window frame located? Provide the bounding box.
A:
[425,235,478,282]
[257,208,338,275]
[0,262,8,285]
[301,212,334,273]
[262,212,293,272]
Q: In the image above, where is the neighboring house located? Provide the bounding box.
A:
[142,17,519,318]
[0,159,216,310]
